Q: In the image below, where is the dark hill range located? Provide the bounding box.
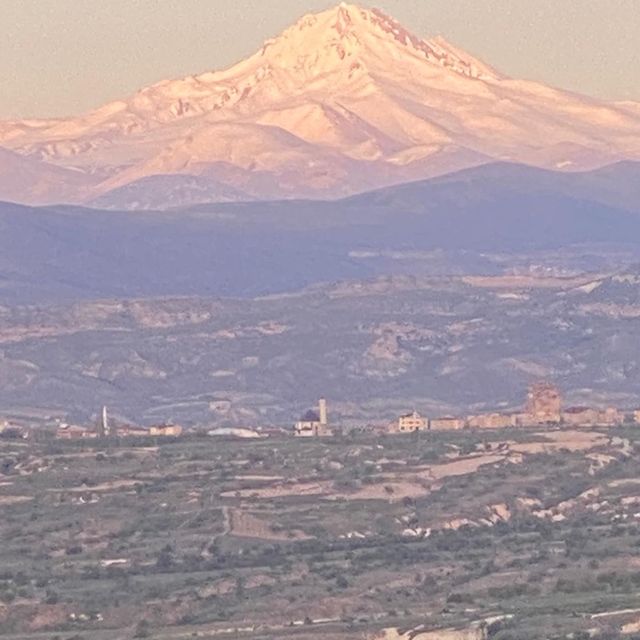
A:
[2,162,640,304]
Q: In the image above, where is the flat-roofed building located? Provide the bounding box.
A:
[562,407,600,427]
[56,424,98,439]
[117,425,150,437]
[561,406,623,427]
[389,411,428,434]
[149,424,183,437]
[599,407,624,427]
[430,417,466,431]
[467,413,517,429]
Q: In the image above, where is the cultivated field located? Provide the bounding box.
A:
[3,426,640,639]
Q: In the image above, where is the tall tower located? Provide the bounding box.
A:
[101,406,109,436]
[319,398,328,426]
[527,382,561,423]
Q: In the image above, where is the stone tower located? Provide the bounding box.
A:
[319,398,328,426]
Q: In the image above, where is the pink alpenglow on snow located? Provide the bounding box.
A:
[0,3,639,208]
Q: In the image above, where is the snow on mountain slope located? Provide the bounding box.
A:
[2,2,640,208]
[616,101,640,117]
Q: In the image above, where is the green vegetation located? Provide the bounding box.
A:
[1,426,640,638]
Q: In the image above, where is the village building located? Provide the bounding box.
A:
[149,424,183,437]
[207,427,265,439]
[430,416,466,431]
[117,425,151,437]
[56,423,98,440]
[294,398,333,437]
[389,411,428,433]
[562,406,623,427]
[511,412,534,427]
[562,407,601,427]
[526,382,562,424]
[467,413,517,429]
[599,407,624,427]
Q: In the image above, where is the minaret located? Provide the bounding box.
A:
[101,406,109,436]
[319,398,328,426]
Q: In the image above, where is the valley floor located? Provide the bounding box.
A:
[2,425,640,639]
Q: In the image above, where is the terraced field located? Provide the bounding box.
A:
[2,426,640,638]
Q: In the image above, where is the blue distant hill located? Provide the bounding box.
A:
[2,161,640,304]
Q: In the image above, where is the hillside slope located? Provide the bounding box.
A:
[2,162,640,304]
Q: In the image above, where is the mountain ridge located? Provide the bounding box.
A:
[1,3,639,208]
[2,161,640,306]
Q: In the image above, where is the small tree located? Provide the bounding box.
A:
[134,619,151,638]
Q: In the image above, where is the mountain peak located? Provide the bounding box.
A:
[256,3,501,81]
[1,1,639,208]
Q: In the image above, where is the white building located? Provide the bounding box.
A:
[294,398,333,437]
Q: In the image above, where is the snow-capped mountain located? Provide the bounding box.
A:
[2,2,640,208]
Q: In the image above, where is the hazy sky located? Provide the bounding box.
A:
[2,0,639,119]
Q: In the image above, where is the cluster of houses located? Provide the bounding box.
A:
[295,383,640,438]
[388,382,634,434]
[56,422,183,440]
[55,406,183,440]
[3,384,640,443]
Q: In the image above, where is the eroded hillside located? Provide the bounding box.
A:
[2,270,640,425]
